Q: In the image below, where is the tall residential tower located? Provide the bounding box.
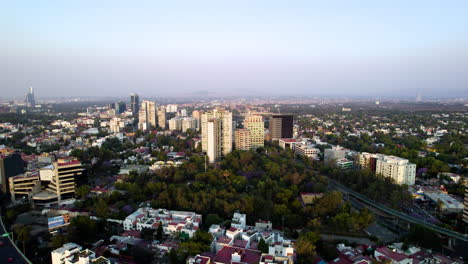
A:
[157,105,166,129]
[201,109,232,162]
[138,101,157,131]
[244,114,265,148]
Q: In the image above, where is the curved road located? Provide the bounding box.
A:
[329,179,468,242]
[0,211,31,264]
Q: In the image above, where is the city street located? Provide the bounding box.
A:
[0,212,29,264]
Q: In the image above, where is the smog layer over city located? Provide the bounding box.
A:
[0,1,467,264]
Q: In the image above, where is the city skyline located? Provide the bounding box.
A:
[2,1,468,99]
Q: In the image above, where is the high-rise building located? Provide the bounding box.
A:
[375,155,416,185]
[157,105,166,129]
[244,114,264,148]
[269,115,293,140]
[138,101,157,131]
[0,153,25,193]
[109,118,123,133]
[235,129,251,150]
[201,110,232,162]
[115,101,126,114]
[206,118,221,163]
[25,86,35,107]
[167,104,178,113]
[130,93,140,116]
[180,109,187,116]
[169,117,197,132]
[169,117,183,131]
[192,110,202,131]
[182,117,197,132]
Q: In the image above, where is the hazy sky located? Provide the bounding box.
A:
[2,1,468,99]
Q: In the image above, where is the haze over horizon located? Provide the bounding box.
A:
[2,1,468,99]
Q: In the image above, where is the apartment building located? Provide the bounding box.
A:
[109,117,123,133]
[201,110,232,163]
[157,105,166,129]
[235,129,251,150]
[375,155,416,185]
[138,100,157,131]
[244,114,264,148]
[169,117,183,131]
[181,117,197,132]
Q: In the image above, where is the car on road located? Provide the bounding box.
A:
[0,240,4,246]
[7,257,14,262]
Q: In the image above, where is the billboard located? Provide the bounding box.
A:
[48,214,70,229]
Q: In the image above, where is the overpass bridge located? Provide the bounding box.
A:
[328,180,468,242]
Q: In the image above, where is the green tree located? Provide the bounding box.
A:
[205,214,223,228]
[15,225,32,255]
[156,221,163,241]
[76,185,90,198]
[296,232,319,264]
[406,225,441,249]
[51,235,69,249]
[258,238,269,253]
[141,228,154,241]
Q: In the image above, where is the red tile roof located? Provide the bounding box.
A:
[213,246,261,264]
[233,240,248,248]
[375,247,409,262]
[217,237,232,244]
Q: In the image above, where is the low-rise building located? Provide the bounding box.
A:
[278,139,301,150]
[268,240,295,263]
[374,246,412,264]
[336,158,354,170]
[51,243,110,264]
[123,207,202,238]
[255,220,272,231]
[293,143,320,160]
[231,212,247,230]
[324,146,347,166]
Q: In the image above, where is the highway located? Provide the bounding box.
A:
[329,179,468,242]
[0,210,31,264]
